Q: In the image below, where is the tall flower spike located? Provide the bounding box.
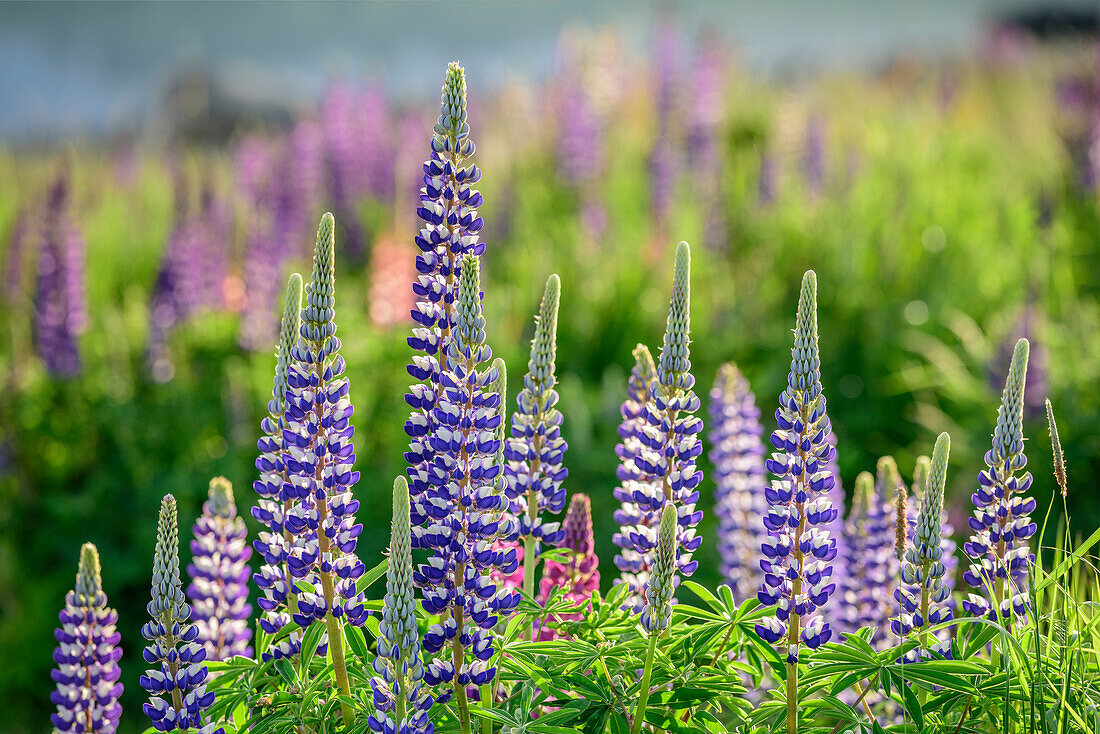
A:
[538,493,601,640]
[252,273,310,661]
[413,254,518,703]
[622,242,704,612]
[489,359,525,593]
[709,363,768,601]
[505,273,568,600]
[836,472,875,637]
[756,270,838,663]
[912,455,957,597]
[140,495,219,734]
[963,338,1036,622]
[612,344,659,612]
[34,173,86,377]
[51,543,124,734]
[405,61,487,553]
[370,477,434,734]
[187,477,253,662]
[894,433,953,662]
[283,214,368,629]
[641,503,679,634]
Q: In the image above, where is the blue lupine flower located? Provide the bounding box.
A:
[282,214,368,630]
[405,61,487,553]
[963,338,1036,622]
[708,362,768,601]
[756,270,838,662]
[252,273,312,660]
[412,254,518,694]
[504,274,568,574]
[140,495,220,733]
[894,433,954,661]
[369,477,434,734]
[51,543,124,734]
[187,477,253,662]
[621,243,704,611]
[612,343,659,612]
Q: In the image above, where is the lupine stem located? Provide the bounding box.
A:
[631,632,660,734]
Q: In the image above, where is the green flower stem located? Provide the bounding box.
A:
[631,632,660,734]
[479,684,494,734]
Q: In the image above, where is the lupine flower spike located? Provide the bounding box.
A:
[912,455,957,597]
[894,432,953,662]
[412,254,517,731]
[252,273,309,661]
[708,363,767,600]
[405,61,487,552]
[505,273,568,605]
[283,214,368,725]
[631,503,678,734]
[140,495,220,734]
[538,493,600,640]
[489,360,524,592]
[963,338,1036,623]
[187,477,253,662]
[51,543,123,734]
[837,472,875,637]
[621,242,704,610]
[756,270,838,734]
[612,344,658,612]
[370,477,434,734]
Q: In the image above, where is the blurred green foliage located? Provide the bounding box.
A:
[1,57,1099,732]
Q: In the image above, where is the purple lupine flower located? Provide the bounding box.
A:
[359,83,396,204]
[413,254,519,694]
[282,214,369,630]
[708,363,767,601]
[648,15,681,233]
[894,433,953,662]
[623,243,704,606]
[197,183,232,311]
[3,207,32,305]
[688,33,728,250]
[369,477,434,734]
[140,495,220,734]
[612,344,658,612]
[34,173,86,377]
[187,477,253,662]
[404,61,487,551]
[758,152,777,205]
[51,543,123,734]
[802,116,825,197]
[504,274,568,596]
[756,270,838,662]
[820,430,848,631]
[554,46,607,244]
[252,274,308,661]
[537,493,600,641]
[963,338,1036,622]
[836,458,900,645]
[322,81,367,262]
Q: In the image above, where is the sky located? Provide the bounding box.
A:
[0,0,1094,140]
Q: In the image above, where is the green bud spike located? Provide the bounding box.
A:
[993,338,1029,461]
[853,471,875,518]
[302,213,337,346]
[275,273,303,409]
[433,61,471,151]
[633,343,657,386]
[643,503,679,633]
[658,242,692,391]
[207,476,235,519]
[912,455,931,499]
[791,270,822,396]
[75,542,103,606]
[1046,399,1067,497]
[455,254,486,351]
[150,494,185,617]
[876,456,901,499]
[527,274,560,392]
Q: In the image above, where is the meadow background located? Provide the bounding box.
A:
[2,2,1100,732]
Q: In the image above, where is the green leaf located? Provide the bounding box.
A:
[355,558,389,595]
[345,624,371,663]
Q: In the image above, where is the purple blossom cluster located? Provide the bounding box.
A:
[963,338,1036,622]
[186,477,253,662]
[34,173,86,377]
[756,271,838,662]
[708,363,768,601]
[51,544,124,734]
[617,243,703,611]
[281,214,368,630]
